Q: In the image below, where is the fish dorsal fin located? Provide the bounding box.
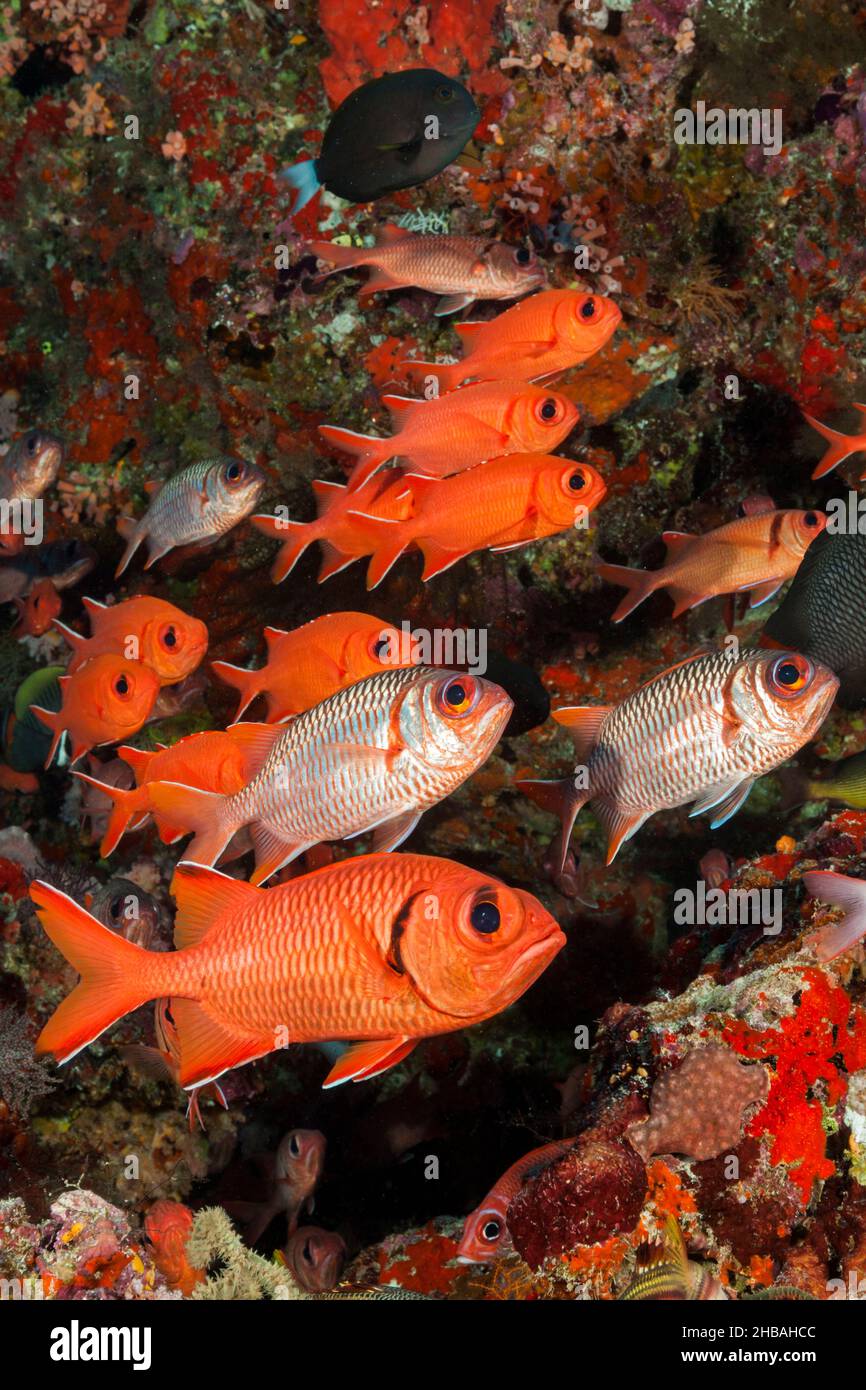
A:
[263,626,289,650]
[455,321,485,347]
[636,649,710,694]
[225,721,284,776]
[661,531,696,559]
[381,394,418,427]
[551,705,611,761]
[117,745,154,779]
[377,223,412,244]
[82,595,108,615]
[398,472,440,501]
[172,861,260,949]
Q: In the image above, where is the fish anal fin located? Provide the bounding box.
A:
[117,745,155,779]
[248,823,306,886]
[668,586,708,618]
[322,1036,415,1088]
[593,802,650,864]
[748,578,784,609]
[172,997,272,1090]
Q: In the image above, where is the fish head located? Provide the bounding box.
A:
[783,508,827,556]
[484,243,546,297]
[400,669,513,773]
[342,616,409,679]
[89,653,161,734]
[733,650,839,750]
[26,579,62,635]
[209,456,266,520]
[284,1227,346,1292]
[3,428,64,496]
[554,292,622,355]
[400,69,479,161]
[533,456,608,529]
[398,863,565,1020]
[94,877,161,947]
[275,1128,327,1197]
[511,386,579,453]
[456,1197,512,1264]
[141,605,209,684]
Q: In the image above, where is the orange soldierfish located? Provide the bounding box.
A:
[252,473,415,583]
[32,653,161,768]
[211,611,412,722]
[804,403,866,479]
[347,453,608,588]
[115,456,265,577]
[319,380,579,493]
[307,225,545,316]
[596,509,826,622]
[520,648,838,869]
[54,594,209,684]
[74,723,283,857]
[145,666,513,885]
[227,1129,326,1245]
[401,289,622,392]
[457,1140,573,1264]
[32,853,565,1088]
[12,578,61,638]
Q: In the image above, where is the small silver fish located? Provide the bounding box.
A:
[115,456,265,577]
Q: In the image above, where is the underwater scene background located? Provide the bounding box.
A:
[1,0,866,1313]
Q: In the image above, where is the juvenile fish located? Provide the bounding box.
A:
[145,666,513,884]
[597,508,826,621]
[320,381,579,493]
[520,648,838,868]
[307,226,544,317]
[56,594,208,684]
[32,852,565,1089]
[115,456,265,577]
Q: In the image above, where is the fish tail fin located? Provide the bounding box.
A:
[251,514,315,583]
[318,426,390,492]
[211,661,263,720]
[344,511,408,588]
[516,776,589,873]
[31,880,160,1063]
[31,705,63,769]
[595,561,657,622]
[278,158,321,215]
[145,782,235,866]
[804,412,864,479]
[73,771,141,856]
[400,359,461,394]
[115,516,144,577]
[305,239,366,273]
[803,870,866,961]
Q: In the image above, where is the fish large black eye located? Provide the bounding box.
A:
[435,84,456,102]
[568,471,586,491]
[580,298,597,319]
[26,432,38,454]
[437,674,478,717]
[115,675,130,696]
[289,1134,300,1157]
[515,248,531,265]
[109,895,123,921]
[541,399,557,420]
[163,625,177,648]
[471,900,500,934]
[769,653,812,696]
[482,1219,501,1241]
[804,511,819,527]
[224,460,243,483]
[302,1239,314,1265]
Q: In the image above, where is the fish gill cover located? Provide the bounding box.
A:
[0,0,864,1331]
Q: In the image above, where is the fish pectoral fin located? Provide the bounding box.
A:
[370,809,421,853]
[689,776,754,828]
[435,293,476,317]
[747,577,785,608]
[335,904,408,1001]
[172,998,273,1090]
[593,802,650,864]
[322,1036,416,1089]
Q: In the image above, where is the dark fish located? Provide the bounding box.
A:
[763,530,866,706]
[483,652,550,737]
[0,538,96,604]
[86,877,161,948]
[281,69,479,213]
[282,1227,346,1293]
[2,665,65,772]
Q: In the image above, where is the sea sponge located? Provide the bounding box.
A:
[626,1045,769,1162]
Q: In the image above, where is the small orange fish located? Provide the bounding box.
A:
[401,289,622,392]
[144,1200,205,1295]
[74,723,283,856]
[32,653,161,767]
[307,225,545,316]
[227,1130,326,1244]
[211,611,412,721]
[281,1227,346,1292]
[596,509,826,622]
[457,1140,573,1264]
[804,403,866,479]
[55,595,208,684]
[32,853,565,1088]
[12,578,61,638]
[347,453,608,587]
[252,473,415,583]
[320,380,579,492]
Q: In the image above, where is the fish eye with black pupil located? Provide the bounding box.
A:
[804,512,818,526]
[115,675,130,695]
[568,471,586,491]
[225,461,242,482]
[470,900,500,934]
[163,626,177,648]
[110,897,123,921]
[515,247,531,264]
[289,1134,301,1156]
[540,399,557,420]
[580,299,596,318]
[482,1220,501,1240]
[26,433,38,453]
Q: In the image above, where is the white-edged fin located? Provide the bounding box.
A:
[435,293,476,317]
[689,777,755,829]
[804,870,866,961]
[747,578,784,608]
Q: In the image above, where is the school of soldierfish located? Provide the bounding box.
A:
[4,63,866,1294]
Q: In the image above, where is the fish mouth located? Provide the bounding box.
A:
[501,918,566,992]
